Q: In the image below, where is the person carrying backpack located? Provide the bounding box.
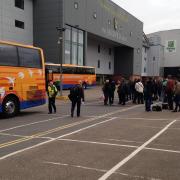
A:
[47,81,58,114]
[69,83,84,117]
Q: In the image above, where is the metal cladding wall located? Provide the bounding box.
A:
[148,29,180,68]
[34,0,143,76]
[64,0,143,48]
[64,0,143,76]
[33,0,63,63]
[0,0,33,44]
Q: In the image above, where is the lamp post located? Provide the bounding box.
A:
[56,27,66,96]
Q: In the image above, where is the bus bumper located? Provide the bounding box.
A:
[20,99,46,110]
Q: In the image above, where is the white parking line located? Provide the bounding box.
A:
[98,119,177,180]
[0,105,141,160]
[0,117,115,160]
[118,117,171,121]
[43,161,161,180]
[59,138,180,155]
[59,139,138,149]
[0,115,69,133]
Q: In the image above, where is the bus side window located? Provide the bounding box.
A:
[18,47,42,68]
[0,44,18,66]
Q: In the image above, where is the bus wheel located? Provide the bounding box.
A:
[2,96,19,118]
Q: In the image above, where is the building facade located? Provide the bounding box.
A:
[0,0,33,44]
[0,0,143,80]
[33,0,143,79]
[147,29,180,78]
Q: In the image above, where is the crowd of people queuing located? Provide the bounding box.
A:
[102,75,180,112]
[46,75,180,117]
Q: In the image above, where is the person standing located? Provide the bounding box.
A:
[102,80,111,105]
[135,79,144,104]
[47,81,58,114]
[117,78,127,105]
[166,75,175,110]
[144,77,153,111]
[70,83,85,117]
[109,80,116,105]
[172,79,180,112]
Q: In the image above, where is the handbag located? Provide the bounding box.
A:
[100,94,105,100]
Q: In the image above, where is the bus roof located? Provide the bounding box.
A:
[45,63,95,69]
[0,40,42,50]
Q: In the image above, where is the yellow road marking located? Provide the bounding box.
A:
[0,116,105,149]
[0,105,141,149]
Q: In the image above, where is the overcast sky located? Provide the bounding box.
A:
[111,0,180,34]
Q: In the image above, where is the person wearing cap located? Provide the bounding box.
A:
[47,81,58,114]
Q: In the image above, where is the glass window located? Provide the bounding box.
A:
[72,28,78,43]
[15,20,24,29]
[78,45,83,66]
[65,42,71,64]
[144,67,146,73]
[64,25,85,66]
[98,45,100,53]
[98,60,100,68]
[72,44,77,65]
[93,12,97,19]
[15,0,24,10]
[76,67,82,74]
[46,65,59,73]
[18,47,42,68]
[109,62,111,70]
[0,44,18,66]
[79,30,84,44]
[74,2,78,9]
[65,28,71,41]
[63,66,75,74]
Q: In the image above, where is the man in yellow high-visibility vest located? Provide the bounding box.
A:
[47,81,58,114]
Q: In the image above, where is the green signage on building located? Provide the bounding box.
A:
[166,40,176,53]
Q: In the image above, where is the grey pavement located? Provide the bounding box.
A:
[0,86,180,180]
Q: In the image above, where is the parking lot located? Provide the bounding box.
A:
[0,86,180,180]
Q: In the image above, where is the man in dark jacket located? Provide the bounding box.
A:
[117,78,127,105]
[144,77,153,111]
[109,80,116,105]
[102,80,111,105]
[70,83,85,117]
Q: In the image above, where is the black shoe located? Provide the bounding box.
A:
[71,114,73,117]
[48,112,52,114]
[172,110,177,112]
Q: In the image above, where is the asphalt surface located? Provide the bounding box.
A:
[0,86,180,180]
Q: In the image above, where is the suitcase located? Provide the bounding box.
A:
[152,105,162,111]
[162,103,168,110]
